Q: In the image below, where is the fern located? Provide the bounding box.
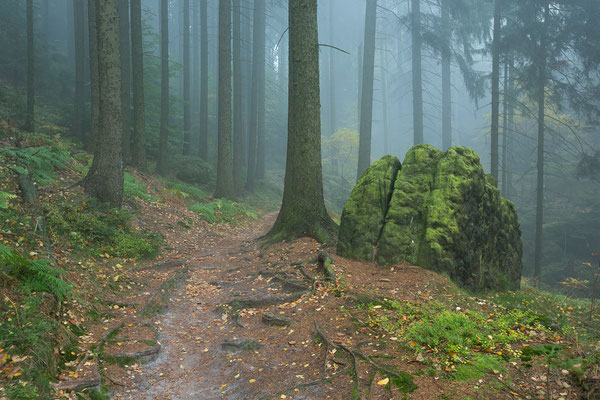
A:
[0,190,16,208]
[0,145,71,185]
[0,244,73,301]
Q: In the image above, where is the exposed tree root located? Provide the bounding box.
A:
[314,321,415,396]
[317,251,336,281]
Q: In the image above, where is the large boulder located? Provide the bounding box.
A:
[171,155,214,185]
[337,155,401,261]
[337,145,522,292]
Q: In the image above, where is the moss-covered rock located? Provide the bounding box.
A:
[171,154,214,185]
[378,145,443,264]
[337,146,522,292]
[337,155,401,261]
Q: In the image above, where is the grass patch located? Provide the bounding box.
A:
[0,295,58,398]
[189,198,258,224]
[124,172,157,202]
[46,195,162,259]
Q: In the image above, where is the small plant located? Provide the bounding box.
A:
[0,243,72,300]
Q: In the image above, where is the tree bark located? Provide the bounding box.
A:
[246,0,265,190]
[130,0,146,168]
[118,0,131,164]
[183,0,192,154]
[411,0,423,145]
[255,0,266,181]
[198,0,208,160]
[26,0,34,133]
[328,0,336,135]
[267,0,335,243]
[490,0,501,185]
[441,0,451,150]
[157,0,169,175]
[501,60,508,195]
[88,0,99,151]
[84,0,124,207]
[380,41,390,153]
[233,0,243,192]
[73,0,85,140]
[534,3,549,285]
[214,0,235,199]
[356,0,377,180]
[193,0,200,153]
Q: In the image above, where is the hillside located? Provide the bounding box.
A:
[0,114,598,399]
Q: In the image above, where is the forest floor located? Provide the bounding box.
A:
[47,172,597,400]
[0,112,598,399]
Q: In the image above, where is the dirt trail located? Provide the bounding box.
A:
[114,213,280,400]
[99,195,490,400]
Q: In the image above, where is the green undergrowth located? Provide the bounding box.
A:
[350,281,600,394]
[0,243,73,300]
[0,294,59,398]
[160,178,261,224]
[124,172,157,202]
[46,195,162,259]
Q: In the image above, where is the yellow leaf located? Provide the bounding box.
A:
[377,377,389,385]
[249,379,256,383]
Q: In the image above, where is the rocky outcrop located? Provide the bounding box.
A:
[337,145,522,292]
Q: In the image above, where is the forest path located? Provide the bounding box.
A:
[102,186,480,400]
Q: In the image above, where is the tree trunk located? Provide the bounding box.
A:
[26,0,34,133]
[246,0,265,190]
[490,0,501,185]
[267,0,335,243]
[501,60,508,195]
[118,0,131,164]
[534,3,549,285]
[441,0,451,150]
[242,0,253,167]
[411,0,423,145]
[88,0,99,151]
[506,57,514,198]
[73,0,85,140]
[198,0,208,160]
[193,0,200,153]
[356,0,377,180]
[214,0,235,199]
[130,0,146,168]
[357,42,362,129]
[84,0,124,207]
[233,0,243,192]
[183,0,192,154]
[380,41,390,153]
[255,0,266,181]
[157,0,169,175]
[328,0,336,135]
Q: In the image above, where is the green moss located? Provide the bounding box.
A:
[378,145,443,264]
[338,146,523,292]
[337,155,401,260]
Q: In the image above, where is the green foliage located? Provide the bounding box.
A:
[189,199,258,224]
[0,243,72,300]
[0,295,57,398]
[0,139,72,185]
[454,354,505,380]
[0,190,16,208]
[124,172,157,202]
[46,197,162,259]
[322,129,359,184]
[163,181,209,202]
[365,300,550,368]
